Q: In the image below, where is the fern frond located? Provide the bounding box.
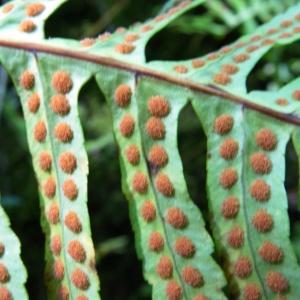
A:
[0,196,27,299]
[192,94,300,298]
[96,72,227,299]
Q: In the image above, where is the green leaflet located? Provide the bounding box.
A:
[96,69,226,299]
[0,196,27,299]
[0,48,100,298]
[150,3,300,115]
[0,0,68,40]
[192,94,300,299]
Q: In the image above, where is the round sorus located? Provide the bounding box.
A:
[26,3,45,16]
[65,211,82,233]
[147,95,170,118]
[266,271,289,293]
[221,196,240,218]
[234,256,252,278]
[57,285,69,300]
[148,145,168,167]
[234,53,249,63]
[39,152,52,172]
[292,90,300,100]
[53,259,64,280]
[80,38,95,47]
[166,281,182,300]
[132,172,148,194]
[68,240,86,263]
[98,32,111,41]
[0,264,9,283]
[267,28,278,35]
[193,296,209,300]
[174,236,195,258]
[34,120,47,142]
[220,46,232,54]
[0,243,4,257]
[250,152,272,174]
[219,168,238,189]
[59,152,77,174]
[250,35,262,42]
[250,179,270,202]
[207,52,219,61]
[192,59,205,68]
[156,256,173,279]
[54,123,73,143]
[154,15,165,22]
[213,73,231,85]
[219,138,239,160]
[259,241,283,264]
[50,94,70,115]
[141,25,153,32]
[276,98,288,106]
[115,43,135,54]
[119,114,135,137]
[246,45,259,53]
[2,3,13,13]
[243,283,261,300]
[146,117,165,139]
[221,64,239,74]
[214,114,234,134]
[125,34,139,43]
[281,20,293,28]
[114,84,132,107]
[165,207,188,229]
[20,70,35,90]
[71,268,90,290]
[51,235,62,256]
[227,226,244,248]
[182,266,204,287]
[140,200,156,222]
[293,26,300,33]
[46,203,60,225]
[155,173,174,197]
[251,209,273,232]
[279,32,292,39]
[148,232,164,252]
[43,177,56,198]
[125,144,140,165]
[63,179,78,200]
[0,286,12,300]
[174,65,188,74]
[235,41,246,48]
[261,39,275,46]
[27,93,40,113]
[76,296,88,300]
[255,128,277,151]
[19,20,36,32]
[52,71,73,94]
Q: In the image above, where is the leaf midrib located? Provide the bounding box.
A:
[34,55,74,299]
[1,39,300,126]
[240,106,269,300]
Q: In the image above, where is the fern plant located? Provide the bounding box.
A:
[0,0,300,299]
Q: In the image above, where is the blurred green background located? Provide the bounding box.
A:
[0,0,299,299]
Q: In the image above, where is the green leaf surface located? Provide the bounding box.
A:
[192,93,300,299]
[0,48,100,299]
[0,196,28,299]
[96,70,227,300]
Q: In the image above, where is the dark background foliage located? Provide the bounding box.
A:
[0,1,299,299]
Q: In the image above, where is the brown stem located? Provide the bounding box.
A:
[1,39,299,126]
